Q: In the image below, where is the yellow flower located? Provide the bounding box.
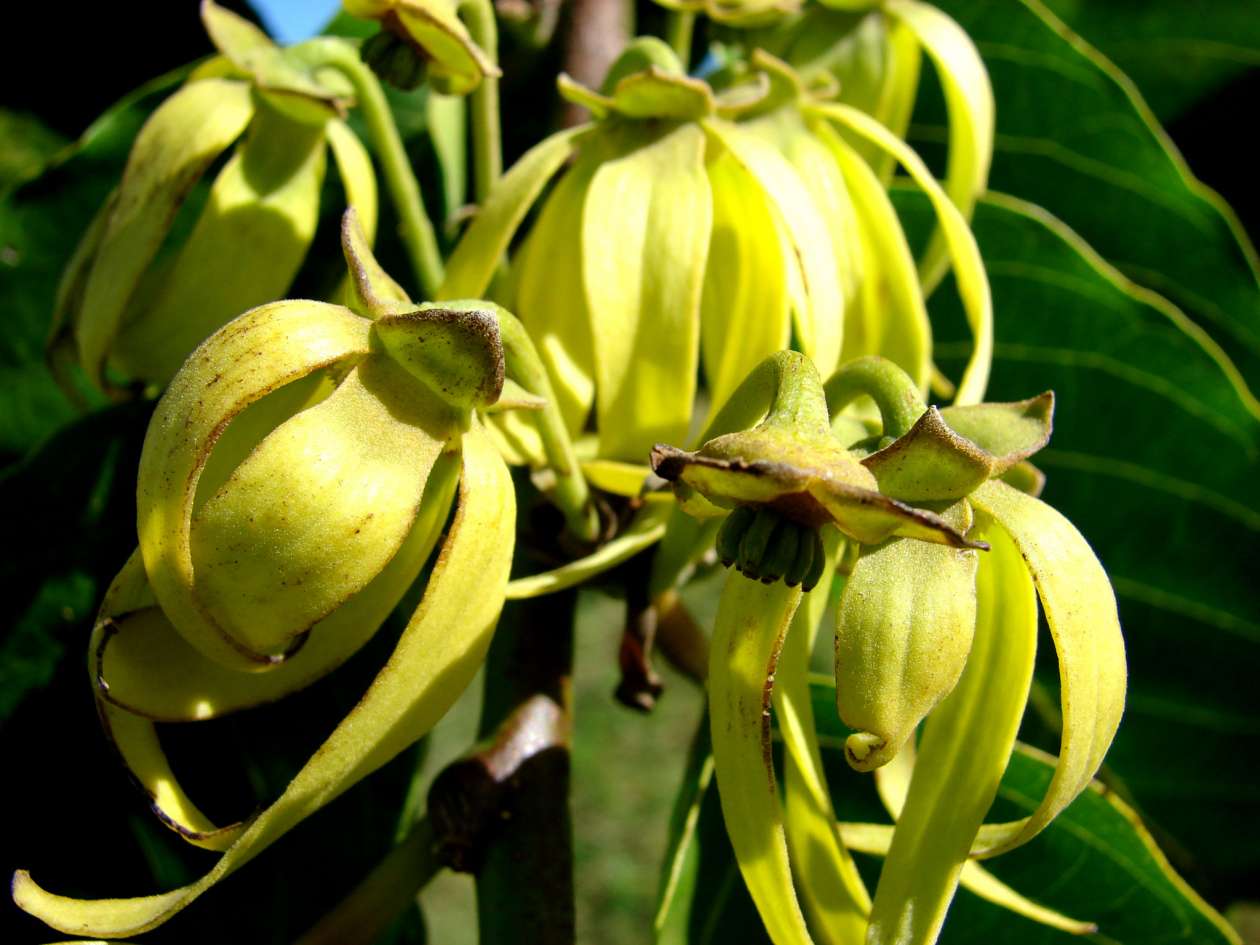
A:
[440,37,846,463]
[12,212,523,939]
[652,352,1125,945]
[50,1,379,393]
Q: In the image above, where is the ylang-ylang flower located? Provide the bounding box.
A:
[49,2,388,393]
[651,352,1126,945]
[10,211,579,939]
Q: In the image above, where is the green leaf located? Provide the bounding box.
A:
[899,187,1260,889]
[938,745,1240,945]
[0,402,151,720]
[1040,0,1260,121]
[921,0,1260,408]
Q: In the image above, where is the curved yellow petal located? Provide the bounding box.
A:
[505,504,670,599]
[514,147,600,434]
[96,699,246,852]
[137,300,372,672]
[189,355,457,657]
[775,531,870,943]
[96,455,460,721]
[885,0,994,294]
[439,125,589,299]
[816,122,931,392]
[584,122,712,461]
[865,513,1037,945]
[703,119,843,378]
[811,103,991,406]
[968,480,1126,857]
[77,78,255,386]
[700,142,791,421]
[709,573,814,945]
[13,421,514,939]
[111,108,327,385]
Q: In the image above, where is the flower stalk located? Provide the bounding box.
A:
[313,38,447,296]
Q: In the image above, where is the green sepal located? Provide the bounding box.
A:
[650,352,978,549]
[374,302,506,412]
[862,393,1053,502]
[341,208,410,318]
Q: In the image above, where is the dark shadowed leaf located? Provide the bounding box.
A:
[917,0,1260,404]
[1041,0,1260,121]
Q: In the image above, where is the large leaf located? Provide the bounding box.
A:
[920,0,1260,407]
[1041,0,1260,121]
[936,745,1240,945]
[898,187,1260,891]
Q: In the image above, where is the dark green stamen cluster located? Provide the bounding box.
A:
[716,506,826,591]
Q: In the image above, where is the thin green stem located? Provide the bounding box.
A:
[314,38,446,298]
[496,310,600,542]
[459,0,503,202]
[664,10,695,70]
[825,356,926,439]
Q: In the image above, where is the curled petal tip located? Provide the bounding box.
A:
[845,732,897,772]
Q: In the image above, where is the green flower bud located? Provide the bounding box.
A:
[343,0,500,95]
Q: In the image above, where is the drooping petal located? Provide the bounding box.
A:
[864,511,1037,945]
[513,147,600,433]
[505,504,670,599]
[95,455,460,721]
[968,480,1127,857]
[83,551,245,851]
[96,698,245,852]
[76,78,255,385]
[709,573,814,945]
[701,145,791,421]
[583,121,712,460]
[111,108,328,385]
[703,119,843,378]
[775,531,870,943]
[439,125,590,298]
[885,0,994,294]
[13,420,515,939]
[188,355,458,658]
[815,122,931,392]
[811,102,991,406]
[834,532,978,772]
[819,9,921,182]
[136,301,372,672]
